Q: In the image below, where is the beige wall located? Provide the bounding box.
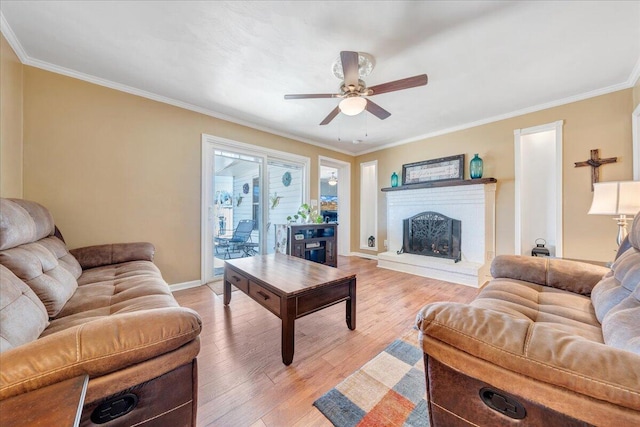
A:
[22,67,352,284]
[0,34,23,198]
[355,89,635,263]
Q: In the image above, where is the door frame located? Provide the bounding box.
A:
[318,156,351,256]
[513,120,564,257]
[201,134,310,283]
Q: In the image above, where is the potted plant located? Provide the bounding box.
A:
[297,203,323,224]
[286,204,323,224]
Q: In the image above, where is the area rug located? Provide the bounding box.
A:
[314,330,429,427]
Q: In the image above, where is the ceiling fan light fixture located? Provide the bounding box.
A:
[339,97,367,116]
[332,53,374,80]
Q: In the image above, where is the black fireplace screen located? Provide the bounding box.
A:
[398,211,461,262]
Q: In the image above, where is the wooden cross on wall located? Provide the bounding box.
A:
[574,149,617,191]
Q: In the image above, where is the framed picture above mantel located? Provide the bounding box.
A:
[401,154,464,185]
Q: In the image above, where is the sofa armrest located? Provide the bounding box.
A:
[415,302,640,412]
[0,307,201,400]
[490,255,609,295]
[70,242,155,270]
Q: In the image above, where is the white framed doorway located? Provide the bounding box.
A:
[318,156,351,256]
[514,120,564,257]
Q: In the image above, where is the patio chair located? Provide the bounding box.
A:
[215,219,255,259]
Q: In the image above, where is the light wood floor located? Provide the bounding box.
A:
[173,256,478,427]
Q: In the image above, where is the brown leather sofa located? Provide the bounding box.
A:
[0,198,202,426]
[416,214,640,426]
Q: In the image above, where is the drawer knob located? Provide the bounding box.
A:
[256,290,270,301]
[232,275,241,282]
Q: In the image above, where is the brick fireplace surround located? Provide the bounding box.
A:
[378,180,497,287]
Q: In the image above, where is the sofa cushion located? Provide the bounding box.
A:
[0,265,49,352]
[0,237,82,318]
[0,199,55,250]
[591,244,640,353]
[42,260,179,335]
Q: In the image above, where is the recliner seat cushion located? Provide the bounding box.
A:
[42,261,179,336]
[471,278,603,341]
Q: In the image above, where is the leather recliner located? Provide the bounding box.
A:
[416,214,640,426]
[0,198,202,426]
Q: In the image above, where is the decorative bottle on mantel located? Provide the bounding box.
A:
[470,154,483,179]
[391,172,399,187]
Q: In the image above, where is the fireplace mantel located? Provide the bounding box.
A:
[381,177,497,192]
[378,181,497,287]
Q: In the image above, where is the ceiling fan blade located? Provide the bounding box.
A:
[367,74,428,96]
[320,106,341,125]
[284,93,339,100]
[341,51,360,88]
[365,99,391,120]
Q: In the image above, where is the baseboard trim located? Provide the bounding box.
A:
[349,252,379,260]
[170,280,203,292]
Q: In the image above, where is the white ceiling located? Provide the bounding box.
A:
[2,1,639,155]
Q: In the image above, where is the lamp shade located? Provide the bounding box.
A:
[339,97,366,116]
[588,181,640,215]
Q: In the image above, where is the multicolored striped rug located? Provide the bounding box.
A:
[313,331,429,427]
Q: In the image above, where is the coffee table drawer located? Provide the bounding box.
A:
[226,271,249,293]
[249,282,280,316]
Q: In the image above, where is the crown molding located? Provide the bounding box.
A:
[0,12,28,63]
[628,55,640,87]
[2,10,637,158]
[356,80,635,156]
[25,56,359,155]
[0,13,357,156]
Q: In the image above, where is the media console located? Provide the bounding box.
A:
[287,223,337,267]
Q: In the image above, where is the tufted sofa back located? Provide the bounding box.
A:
[591,213,640,354]
[0,199,82,318]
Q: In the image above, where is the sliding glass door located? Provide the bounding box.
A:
[202,136,309,282]
[211,150,262,276]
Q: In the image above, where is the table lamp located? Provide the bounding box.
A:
[588,181,640,245]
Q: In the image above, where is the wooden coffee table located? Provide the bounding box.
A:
[224,254,356,365]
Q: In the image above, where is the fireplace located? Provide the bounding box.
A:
[399,211,461,262]
[378,181,496,288]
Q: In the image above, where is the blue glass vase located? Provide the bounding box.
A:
[391,172,399,187]
[470,154,483,179]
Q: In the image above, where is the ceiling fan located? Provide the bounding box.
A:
[284,51,428,125]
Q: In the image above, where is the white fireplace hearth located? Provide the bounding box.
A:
[379,180,496,287]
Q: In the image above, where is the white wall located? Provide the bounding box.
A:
[360,161,378,250]
[519,130,557,256]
